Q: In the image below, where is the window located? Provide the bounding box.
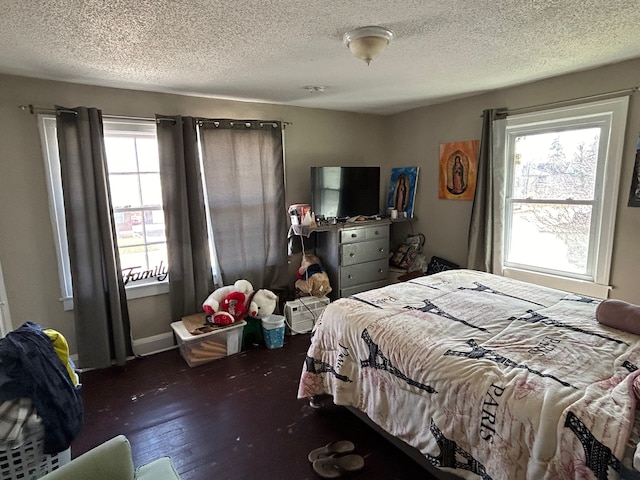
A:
[103,119,168,290]
[496,97,629,297]
[40,116,169,310]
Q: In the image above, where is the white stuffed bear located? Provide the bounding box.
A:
[202,280,257,325]
[250,289,278,318]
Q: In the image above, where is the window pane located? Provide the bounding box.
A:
[136,138,160,172]
[147,244,168,276]
[118,244,168,285]
[119,245,149,272]
[114,211,143,243]
[110,175,141,208]
[105,137,137,173]
[512,128,600,200]
[144,210,166,240]
[506,203,592,275]
[140,173,163,206]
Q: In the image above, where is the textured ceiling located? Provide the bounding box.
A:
[1,0,639,115]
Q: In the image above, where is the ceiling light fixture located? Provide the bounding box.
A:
[343,26,394,65]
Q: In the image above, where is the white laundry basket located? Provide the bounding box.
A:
[0,422,70,480]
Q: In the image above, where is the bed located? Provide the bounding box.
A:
[297,269,640,480]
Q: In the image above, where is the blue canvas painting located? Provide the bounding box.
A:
[387,167,419,218]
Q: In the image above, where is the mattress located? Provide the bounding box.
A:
[298,269,640,480]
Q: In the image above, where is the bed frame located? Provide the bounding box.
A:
[311,394,459,479]
[346,406,461,480]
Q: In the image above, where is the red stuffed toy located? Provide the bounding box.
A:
[221,291,248,321]
[211,290,260,326]
[202,280,255,326]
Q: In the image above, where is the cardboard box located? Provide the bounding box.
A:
[171,318,246,367]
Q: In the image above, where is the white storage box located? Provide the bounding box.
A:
[0,422,70,480]
[284,297,330,335]
[171,319,246,367]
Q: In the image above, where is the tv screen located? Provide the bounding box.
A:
[310,166,380,219]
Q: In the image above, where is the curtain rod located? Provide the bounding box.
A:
[498,86,639,117]
[195,119,285,129]
[18,104,153,121]
[159,117,291,128]
[19,104,292,127]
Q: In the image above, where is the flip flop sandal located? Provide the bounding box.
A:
[312,454,364,478]
[308,440,356,462]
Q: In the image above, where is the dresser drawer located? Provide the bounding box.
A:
[341,238,388,266]
[340,225,388,244]
[340,258,389,288]
[341,279,390,297]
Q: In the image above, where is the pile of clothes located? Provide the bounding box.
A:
[0,322,83,454]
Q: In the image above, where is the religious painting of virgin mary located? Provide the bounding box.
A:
[438,140,479,200]
[387,167,419,218]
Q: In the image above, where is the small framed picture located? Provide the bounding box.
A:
[387,167,419,218]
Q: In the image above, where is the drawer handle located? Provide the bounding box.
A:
[348,274,353,279]
[378,269,384,273]
[351,233,358,238]
[379,248,385,253]
[374,230,379,235]
[350,253,355,257]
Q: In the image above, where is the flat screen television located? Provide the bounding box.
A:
[310,166,380,219]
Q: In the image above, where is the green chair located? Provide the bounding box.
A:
[40,435,180,480]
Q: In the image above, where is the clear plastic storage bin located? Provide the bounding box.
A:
[171,319,246,367]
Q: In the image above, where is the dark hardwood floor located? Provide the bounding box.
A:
[72,333,438,480]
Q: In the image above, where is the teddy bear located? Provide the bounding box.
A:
[202,279,257,326]
[295,253,332,298]
[250,289,278,318]
[241,288,279,349]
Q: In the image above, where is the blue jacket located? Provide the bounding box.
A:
[0,322,83,454]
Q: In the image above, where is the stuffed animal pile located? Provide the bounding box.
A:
[295,253,332,298]
[202,279,277,326]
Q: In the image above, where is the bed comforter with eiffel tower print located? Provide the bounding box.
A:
[298,269,640,480]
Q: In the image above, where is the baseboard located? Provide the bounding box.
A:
[132,331,177,357]
[71,333,176,373]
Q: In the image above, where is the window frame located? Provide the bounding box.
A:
[495,97,629,298]
[39,115,169,311]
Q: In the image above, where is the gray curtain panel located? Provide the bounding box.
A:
[467,108,503,272]
[55,106,132,368]
[198,120,288,290]
[155,116,214,323]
